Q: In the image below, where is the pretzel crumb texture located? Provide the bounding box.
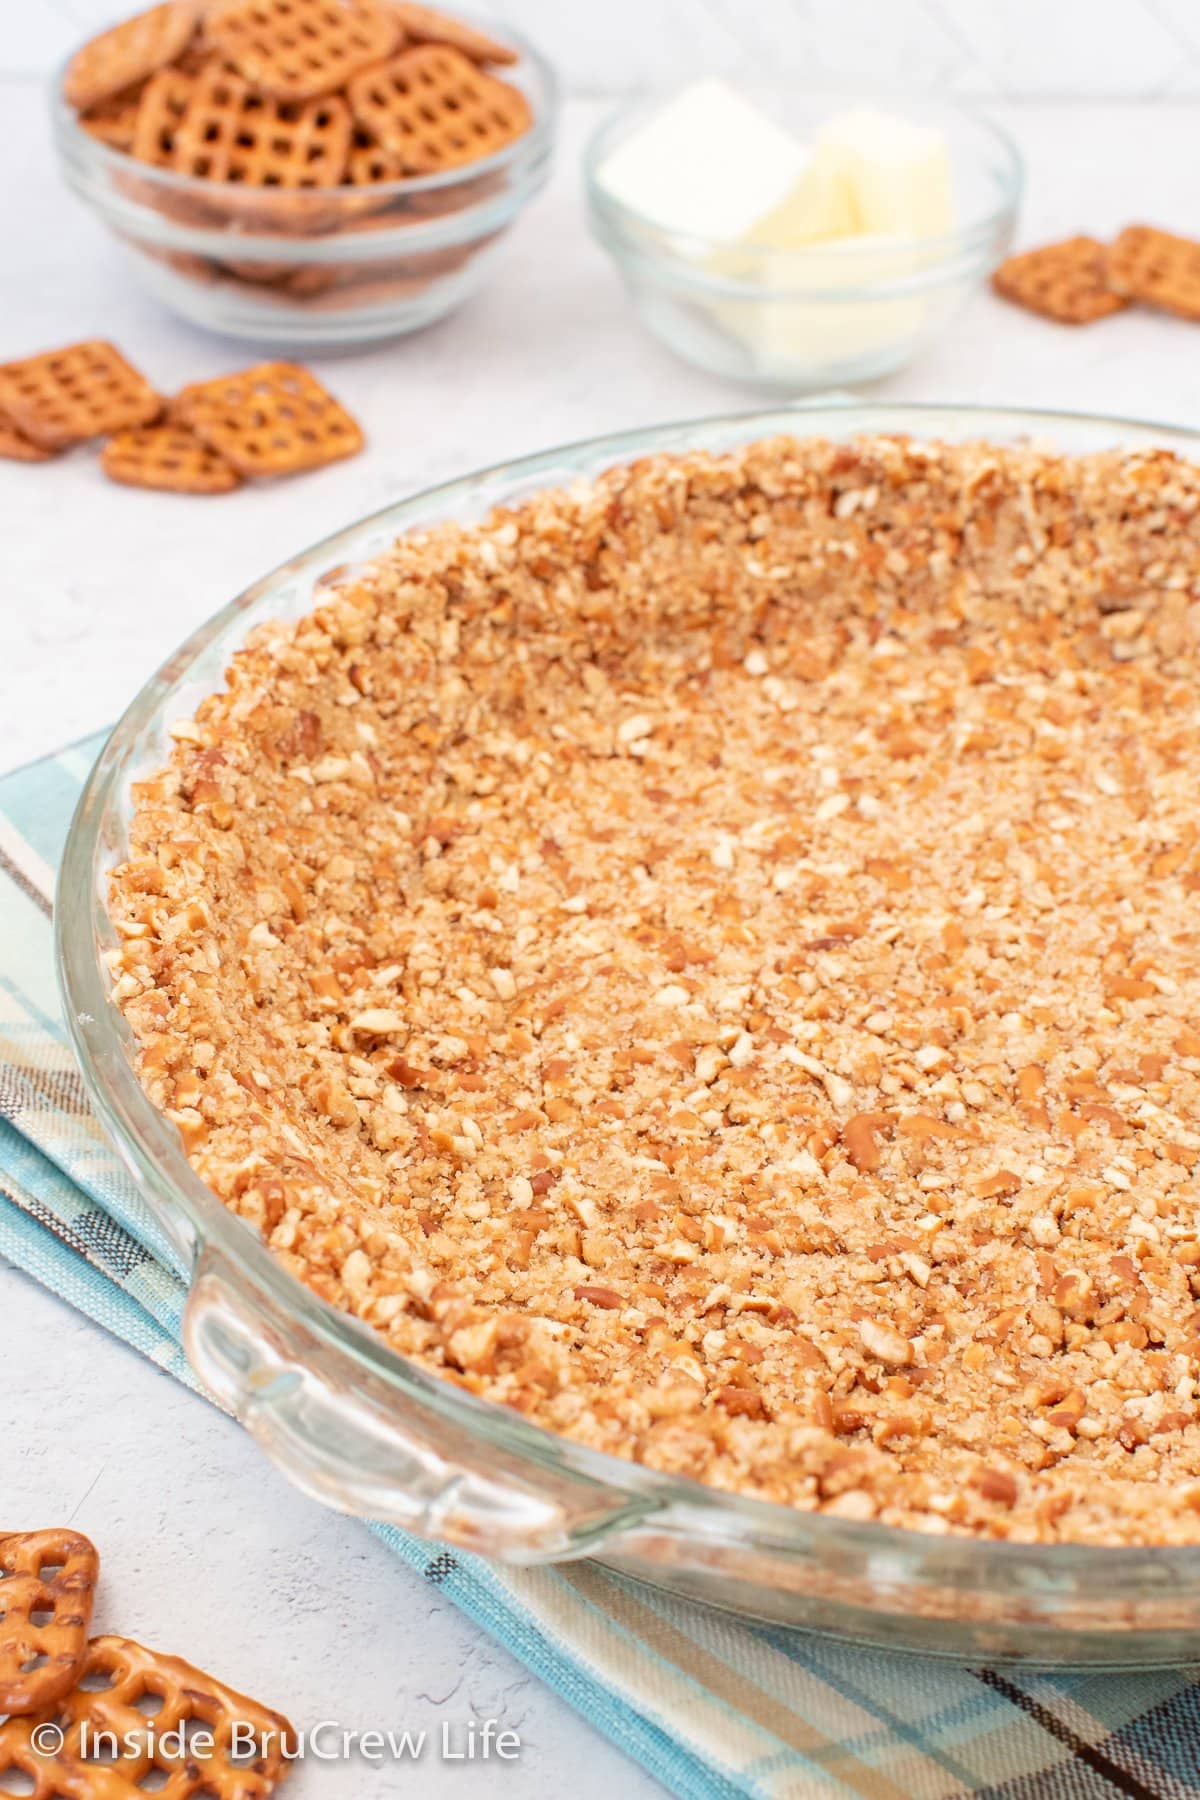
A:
[108,433,1200,1546]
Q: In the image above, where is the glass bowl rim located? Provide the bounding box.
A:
[585,220,1007,305]
[52,15,559,206]
[56,397,1200,1580]
[583,89,1024,299]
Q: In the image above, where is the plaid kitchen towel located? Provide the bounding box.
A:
[3,734,1200,1800]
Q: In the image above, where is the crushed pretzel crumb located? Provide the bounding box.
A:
[108,433,1200,1545]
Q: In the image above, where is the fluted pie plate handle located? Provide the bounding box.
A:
[182,1245,659,1562]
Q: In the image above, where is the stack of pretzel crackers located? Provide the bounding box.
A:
[993,224,1200,325]
[65,0,532,188]
[0,1528,293,1796]
[59,1,538,317]
[0,340,363,491]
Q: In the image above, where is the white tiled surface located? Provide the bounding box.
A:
[10,0,1200,94]
[4,45,1200,1800]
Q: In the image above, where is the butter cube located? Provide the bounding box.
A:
[596,79,812,241]
[741,144,860,250]
[751,237,930,369]
[707,234,964,379]
[817,109,953,240]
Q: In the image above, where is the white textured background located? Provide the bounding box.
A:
[7,0,1200,95]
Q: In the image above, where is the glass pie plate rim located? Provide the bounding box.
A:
[55,399,1200,1659]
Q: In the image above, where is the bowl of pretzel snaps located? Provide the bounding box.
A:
[53,0,557,347]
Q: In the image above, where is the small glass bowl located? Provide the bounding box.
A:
[52,27,557,350]
[584,92,1023,391]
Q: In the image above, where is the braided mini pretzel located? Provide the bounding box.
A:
[0,1634,294,1798]
[0,1530,99,1715]
[207,0,400,100]
[347,43,531,173]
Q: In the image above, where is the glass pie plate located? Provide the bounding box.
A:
[57,401,1200,1667]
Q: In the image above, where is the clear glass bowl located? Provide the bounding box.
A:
[56,401,1200,1666]
[584,94,1022,391]
[51,24,557,349]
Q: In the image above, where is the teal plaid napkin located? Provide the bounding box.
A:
[3,732,1200,1800]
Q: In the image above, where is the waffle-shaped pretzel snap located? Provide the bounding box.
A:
[0,1634,295,1798]
[348,44,531,173]
[391,3,517,65]
[81,82,147,150]
[346,123,406,185]
[175,361,363,476]
[207,0,401,100]
[991,235,1128,325]
[171,66,351,186]
[102,423,243,493]
[0,1530,99,1715]
[0,414,58,463]
[132,65,200,167]
[1107,224,1200,323]
[125,70,236,224]
[0,343,162,451]
[64,2,200,113]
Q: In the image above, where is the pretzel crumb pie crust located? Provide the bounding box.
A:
[107,434,1200,1546]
